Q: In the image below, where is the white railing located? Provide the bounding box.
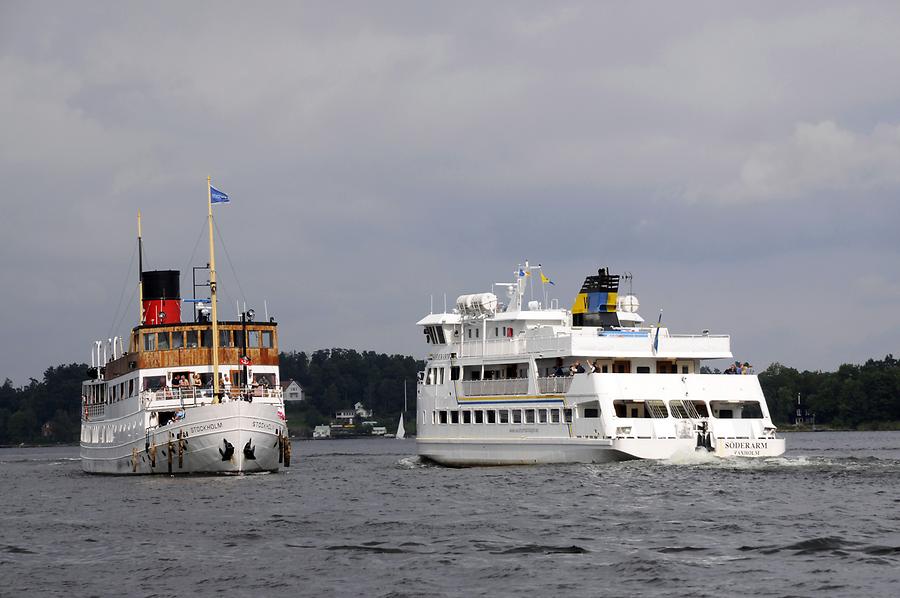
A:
[141,386,283,409]
[455,331,730,358]
[537,376,573,394]
[657,334,731,356]
[84,404,105,419]
[461,378,528,396]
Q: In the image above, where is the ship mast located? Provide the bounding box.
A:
[137,210,144,323]
[207,177,221,402]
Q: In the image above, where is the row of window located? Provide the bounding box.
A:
[142,329,274,352]
[431,407,576,425]
[84,379,136,405]
[422,362,693,384]
[427,400,764,425]
[424,326,518,345]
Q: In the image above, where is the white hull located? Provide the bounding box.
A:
[418,436,786,466]
[418,438,625,466]
[81,401,288,475]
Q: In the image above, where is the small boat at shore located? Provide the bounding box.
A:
[416,262,785,466]
[80,180,291,474]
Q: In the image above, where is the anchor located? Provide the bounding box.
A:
[243,439,256,460]
[219,438,235,461]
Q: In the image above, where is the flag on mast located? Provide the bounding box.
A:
[210,186,230,204]
[540,271,555,285]
[653,310,663,353]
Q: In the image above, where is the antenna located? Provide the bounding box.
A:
[622,271,634,296]
[264,300,269,321]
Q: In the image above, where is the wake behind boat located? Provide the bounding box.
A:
[80,180,291,474]
[416,262,785,466]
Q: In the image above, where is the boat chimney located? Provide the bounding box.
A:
[141,270,181,325]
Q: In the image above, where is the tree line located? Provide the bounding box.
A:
[1,352,897,444]
[279,349,423,434]
[758,355,900,430]
[0,350,423,445]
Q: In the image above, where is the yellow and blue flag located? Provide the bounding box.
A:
[540,272,555,285]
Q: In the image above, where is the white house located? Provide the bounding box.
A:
[335,409,357,424]
[281,379,304,402]
[354,401,373,418]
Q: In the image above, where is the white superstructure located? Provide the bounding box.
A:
[416,263,785,465]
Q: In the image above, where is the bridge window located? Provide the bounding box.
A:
[172,331,184,349]
[525,409,535,424]
[201,330,212,348]
[157,332,170,350]
[262,330,274,348]
[220,330,232,347]
[538,409,548,424]
[142,333,156,351]
[248,330,260,348]
[186,330,199,348]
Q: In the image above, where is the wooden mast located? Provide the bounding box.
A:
[207,177,221,402]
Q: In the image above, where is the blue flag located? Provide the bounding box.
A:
[210,186,230,204]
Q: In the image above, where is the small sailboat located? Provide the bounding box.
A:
[395,380,407,439]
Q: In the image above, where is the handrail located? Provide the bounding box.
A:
[140,386,283,408]
[537,376,573,394]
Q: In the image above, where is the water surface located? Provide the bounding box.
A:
[1,431,898,597]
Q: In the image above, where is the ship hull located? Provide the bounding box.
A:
[418,438,629,466]
[81,401,287,475]
[418,436,786,466]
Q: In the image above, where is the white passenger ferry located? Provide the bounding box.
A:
[416,263,785,465]
[81,181,291,474]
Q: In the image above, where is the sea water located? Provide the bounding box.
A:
[1,431,898,597]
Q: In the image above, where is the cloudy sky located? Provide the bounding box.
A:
[2,1,899,383]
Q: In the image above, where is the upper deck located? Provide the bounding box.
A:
[102,321,279,379]
[417,263,732,363]
[419,315,731,361]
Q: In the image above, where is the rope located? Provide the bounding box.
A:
[212,214,248,305]
[106,240,138,340]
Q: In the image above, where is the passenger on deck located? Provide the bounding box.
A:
[570,361,585,375]
[553,358,565,377]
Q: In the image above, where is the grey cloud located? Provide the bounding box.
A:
[1,1,899,382]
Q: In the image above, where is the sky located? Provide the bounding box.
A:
[1,1,899,383]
